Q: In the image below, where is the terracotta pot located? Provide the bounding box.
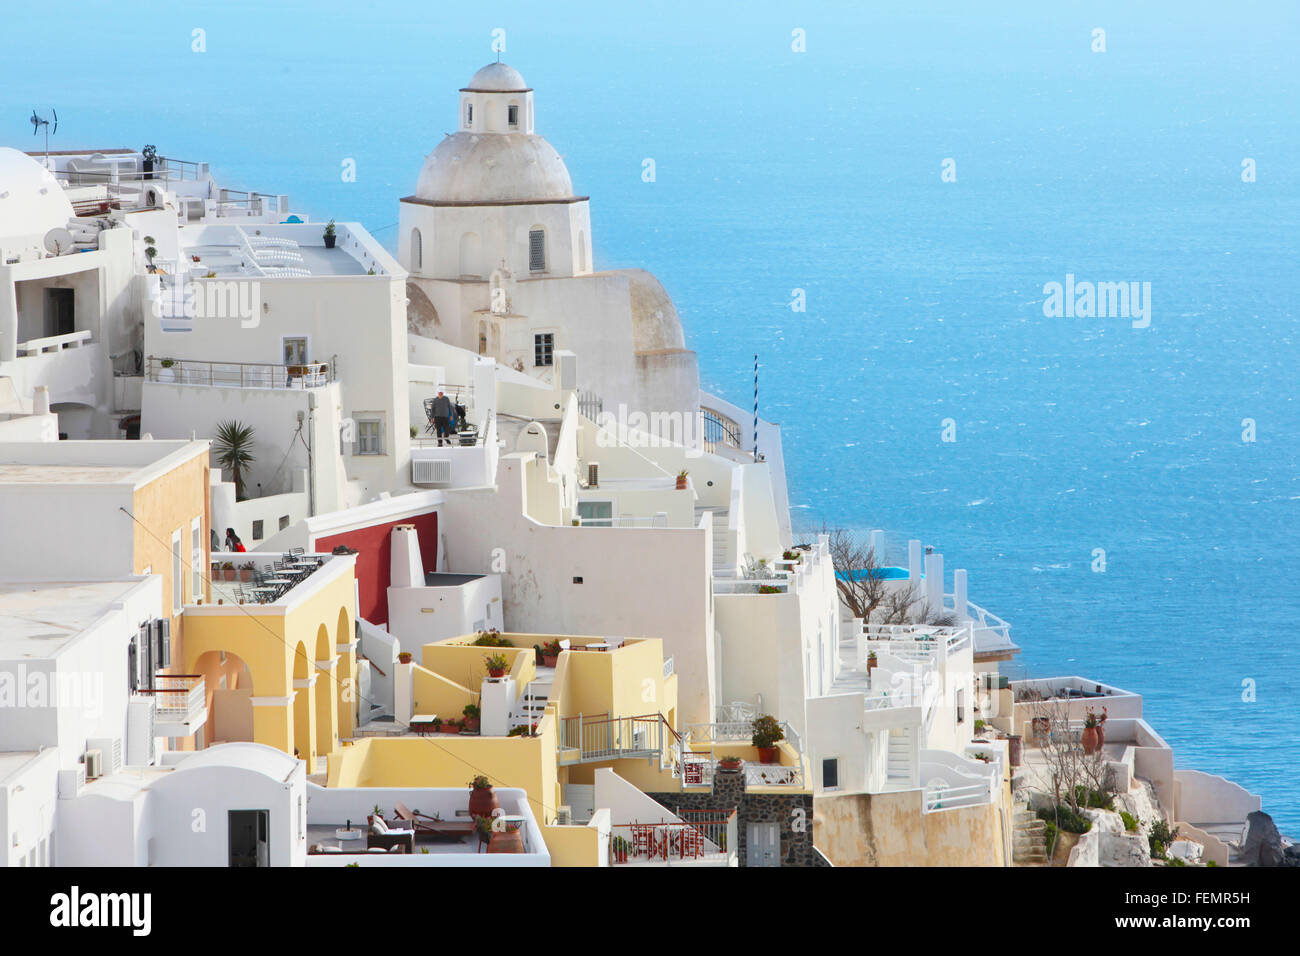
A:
[487,827,524,854]
[1081,726,1101,755]
[542,654,558,667]
[462,717,480,733]
[757,746,779,764]
[488,667,507,678]
[1007,734,1023,767]
[675,476,687,490]
[867,657,877,676]
[439,724,459,734]
[238,570,253,582]
[468,787,499,821]
[718,759,743,772]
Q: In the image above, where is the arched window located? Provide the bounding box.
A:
[410,228,422,271]
[528,228,546,272]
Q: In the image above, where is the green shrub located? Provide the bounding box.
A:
[1038,804,1092,834]
[1206,860,1218,867]
[1120,810,1139,832]
[1165,856,1186,867]
[1042,820,1059,858]
[1147,819,1179,859]
[1074,785,1115,811]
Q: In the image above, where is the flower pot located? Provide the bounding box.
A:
[439,724,459,734]
[462,717,480,733]
[675,476,688,490]
[542,654,557,667]
[324,235,336,249]
[866,657,877,676]
[1007,734,1023,768]
[487,826,524,854]
[718,759,743,772]
[468,787,499,821]
[488,668,507,679]
[757,746,779,764]
[1081,726,1101,755]
[238,570,253,582]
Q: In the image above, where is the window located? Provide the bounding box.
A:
[410,228,422,271]
[507,104,519,127]
[822,758,840,790]
[534,332,554,368]
[956,688,966,724]
[171,530,183,612]
[282,337,308,366]
[465,102,473,127]
[576,500,612,527]
[355,417,384,455]
[191,518,202,601]
[528,228,546,272]
[252,519,264,541]
[279,515,290,531]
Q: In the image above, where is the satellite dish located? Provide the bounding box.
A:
[44,227,74,256]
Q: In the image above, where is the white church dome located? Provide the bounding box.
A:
[415,133,576,203]
[464,62,529,92]
[0,147,75,240]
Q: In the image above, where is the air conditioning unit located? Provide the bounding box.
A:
[587,462,599,488]
[555,806,573,825]
[86,737,123,776]
[58,766,86,799]
[412,458,452,484]
[84,749,103,780]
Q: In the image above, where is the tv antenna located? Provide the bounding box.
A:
[30,108,57,166]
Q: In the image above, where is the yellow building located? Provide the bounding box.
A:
[182,551,357,772]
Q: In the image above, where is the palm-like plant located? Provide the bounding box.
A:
[212,420,256,500]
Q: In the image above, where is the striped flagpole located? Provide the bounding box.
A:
[753,353,759,460]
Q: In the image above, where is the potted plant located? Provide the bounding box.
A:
[782,549,802,563]
[611,834,630,863]
[367,804,382,826]
[485,652,509,679]
[1082,707,1107,754]
[323,219,337,249]
[717,755,744,772]
[541,639,561,667]
[237,561,256,582]
[462,703,481,733]
[758,585,781,594]
[141,144,157,179]
[219,560,236,580]
[438,716,461,734]
[468,775,499,820]
[487,819,525,854]
[751,714,784,764]
[675,469,688,491]
[143,235,158,273]
[397,651,412,664]
[157,357,176,383]
[867,650,878,675]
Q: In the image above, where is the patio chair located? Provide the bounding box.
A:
[393,801,473,842]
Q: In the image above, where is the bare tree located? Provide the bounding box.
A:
[825,528,890,622]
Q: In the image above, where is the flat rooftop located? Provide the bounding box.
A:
[423,572,485,587]
[0,464,138,483]
[0,440,207,488]
[0,579,146,658]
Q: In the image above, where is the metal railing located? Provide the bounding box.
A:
[139,674,205,721]
[558,713,671,764]
[923,781,992,813]
[699,406,744,454]
[145,355,336,389]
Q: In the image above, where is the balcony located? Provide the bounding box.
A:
[15,329,93,357]
[145,356,335,390]
[207,550,329,606]
[610,809,738,866]
[680,720,808,789]
[138,674,207,737]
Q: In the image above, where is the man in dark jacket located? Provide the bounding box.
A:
[431,390,454,446]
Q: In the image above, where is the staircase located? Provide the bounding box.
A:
[510,671,552,732]
[886,726,917,788]
[1012,808,1049,865]
[698,508,731,573]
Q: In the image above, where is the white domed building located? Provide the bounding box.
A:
[398,63,700,430]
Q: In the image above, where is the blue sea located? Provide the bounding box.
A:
[5,1,1296,834]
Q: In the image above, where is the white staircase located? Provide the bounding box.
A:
[1012,807,1049,864]
[886,726,918,788]
[699,509,731,573]
[510,671,553,732]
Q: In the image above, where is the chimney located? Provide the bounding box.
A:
[389,524,424,589]
[32,385,50,415]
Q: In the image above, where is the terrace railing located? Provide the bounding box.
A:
[558,713,674,765]
[138,674,205,722]
[699,406,745,455]
[146,355,336,390]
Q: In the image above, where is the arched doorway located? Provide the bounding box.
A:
[194,649,254,748]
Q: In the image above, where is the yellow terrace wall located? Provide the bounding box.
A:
[814,789,1006,866]
[411,664,477,720]
[541,822,603,866]
[420,637,537,693]
[327,713,561,825]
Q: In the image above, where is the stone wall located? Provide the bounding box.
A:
[646,766,825,867]
[814,789,1006,866]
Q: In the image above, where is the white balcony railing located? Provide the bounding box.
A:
[15,329,93,356]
